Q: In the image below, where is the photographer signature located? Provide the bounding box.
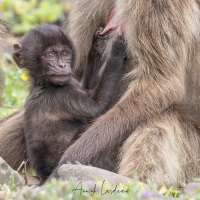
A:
[72,180,128,199]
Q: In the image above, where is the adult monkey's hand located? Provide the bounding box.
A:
[101,7,124,36]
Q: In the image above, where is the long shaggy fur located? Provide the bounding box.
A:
[0,110,25,169]
[66,0,115,78]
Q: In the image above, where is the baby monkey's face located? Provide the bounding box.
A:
[41,44,73,85]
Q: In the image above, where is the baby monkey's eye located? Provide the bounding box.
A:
[45,52,56,60]
[62,51,71,60]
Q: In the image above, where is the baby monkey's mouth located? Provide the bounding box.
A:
[47,71,72,76]
[48,74,72,85]
[49,73,71,77]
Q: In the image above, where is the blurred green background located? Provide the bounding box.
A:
[0,0,72,118]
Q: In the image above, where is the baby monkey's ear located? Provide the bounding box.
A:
[12,44,25,68]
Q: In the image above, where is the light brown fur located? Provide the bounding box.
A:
[66,0,115,79]
[0,18,6,57]
[0,110,26,169]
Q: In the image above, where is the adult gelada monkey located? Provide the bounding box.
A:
[51,0,200,187]
[13,24,126,181]
[0,0,200,187]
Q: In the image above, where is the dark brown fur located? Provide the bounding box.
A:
[13,24,126,180]
[1,0,200,187]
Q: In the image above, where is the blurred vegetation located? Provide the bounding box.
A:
[0,176,185,200]
[0,52,29,118]
[0,0,72,35]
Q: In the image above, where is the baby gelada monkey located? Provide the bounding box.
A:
[12,24,126,181]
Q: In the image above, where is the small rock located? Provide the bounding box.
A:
[57,164,133,184]
[0,157,24,186]
[183,182,200,196]
[56,164,150,193]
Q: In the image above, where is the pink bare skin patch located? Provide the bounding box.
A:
[101,7,124,36]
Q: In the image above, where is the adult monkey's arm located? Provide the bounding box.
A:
[0,110,26,169]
